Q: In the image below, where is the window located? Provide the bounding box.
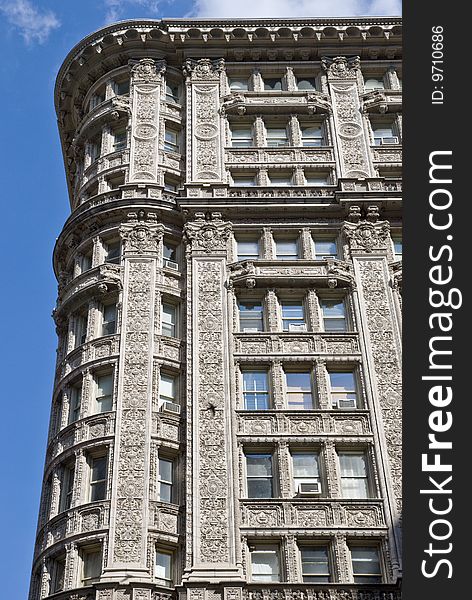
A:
[166,83,179,102]
[158,457,174,503]
[164,179,178,193]
[113,129,127,152]
[364,77,385,90]
[81,546,102,585]
[314,238,338,259]
[320,299,347,332]
[269,173,292,186]
[69,383,82,423]
[393,237,402,261]
[50,555,66,593]
[163,243,178,269]
[305,173,329,186]
[89,89,105,110]
[250,545,280,582]
[297,77,317,90]
[80,251,92,273]
[275,239,299,260]
[60,463,75,511]
[232,174,256,187]
[229,78,249,91]
[350,546,382,583]
[329,371,358,409]
[339,452,370,499]
[231,126,253,148]
[89,137,101,162]
[281,301,305,331]
[105,240,121,264]
[76,312,88,347]
[300,547,330,583]
[243,371,269,410]
[301,125,323,147]
[155,549,173,586]
[372,123,398,145]
[164,128,179,153]
[292,451,321,494]
[95,374,113,413]
[266,126,288,147]
[159,373,177,407]
[237,238,260,261]
[101,304,117,336]
[162,303,177,337]
[264,78,283,91]
[114,79,129,96]
[285,372,313,409]
[246,453,274,498]
[89,455,107,502]
[239,301,264,332]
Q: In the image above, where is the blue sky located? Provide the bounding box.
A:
[0,1,401,597]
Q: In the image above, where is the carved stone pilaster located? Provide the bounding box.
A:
[253,116,265,147]
[284,67,297,91]
[265,289,279,332]
[306,289,321,331]
[261,228,274,260]
[288,115,301,147]
[322,56,374,178]
[64,541,77,591]
[300,228,314,259]
[271,360,285,410]
[184,58,226,183]
[251,69,263,92]
[278,441,292,499]
[129,58,166,183]
[333,532,350,583]
[324,440,341,498]
[284,534,299,582]
[315,358,330,410]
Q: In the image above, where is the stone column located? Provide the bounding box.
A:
[183,58,226,184]
[104,214,162,580]
[343,208,402,579]
[182,212,243,582]
[128,59,166,183]
[322,56,374,178]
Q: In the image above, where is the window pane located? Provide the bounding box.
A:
[160,375,176,401]
[237,240,259,260]
[106,241,121,263]
[330,372,356,392]
[162,304,176,336]
[232,176,256,187]
[351,547,381,583]
[293,453,319,478]
[340,453,369,499]
[365,78,385,90]
[286,372,313,409]
[340,454,366,477]
[92,456,106,481]
[247,454,272,477]
[301,547,330,582]
[159,458,173,502]
[264,78,283,91]
[251,549,280,581]
[83,550,101,580]
[163,244,177,261]
[321,299,346,332]
[156,551,172,583]
[314,239,337,258]
[297,78,316,90]
[276,240,298,259]
[239,302,263,331]
[229,79,248,91]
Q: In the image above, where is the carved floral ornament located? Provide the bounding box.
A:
[322,55,360,79]
[184,212,232,253]
[183,57,225,80]
[120,218,163,253]
[131,58,166,83]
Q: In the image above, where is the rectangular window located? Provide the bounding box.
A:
[158,457,174,503]
[229,78,249,91]
[113,129,127,151]
[114,80,130,96]
[164,129,179,153]
[393,237,402,260]
[155,549,173,586]
[50,556,66,593]
[301,547,330,583]
[286,372,313,409]
[350,546,382,583]
[89,137,101,162]
[297,77,317,90]
[281,301,306,332]
[275,239,299,260]
[232,174,256,187]
[81,251,92,272]
[339,452,370,499]
[95,374,113,413]
[69,384,82,423]
[314,238,337,259]
[101,304,117,336]
[305,173,329,186]
[266,127,288,147]
[329,371,358,409]
[243,371,269,410]
[162,303,177,337]
[239,301,264,332]
[105,240,121,264]
[81,547,102,585]
[89,456,107,502]
[89,90,105,110]
[246,453,274,498]
[60,463,75,511]
[364,77,385,90]
[163,243,178,269]
[372,123,398,145]
[76,312,88,347]
[250,545,280,581]
[292,452,321,494]
[166,83,179,102]
[320,299,347,332]
[269,173,292,186]
[159,374,177,406]
[301,125,323,147]
[264,78,283,91]
[164,179,177,193]
[237,238,260,261]
[231,126,253,148]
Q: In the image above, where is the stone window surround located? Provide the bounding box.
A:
[83,65,131,113]
[361,65,402,91]
[368,113,402,146]
[235,358,365,411]
[225,64,323,93]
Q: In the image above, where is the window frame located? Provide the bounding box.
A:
[249,543,281,582]
[88,453,108,503]
[299,544,332,583]
[291,450,321,495]
[50,554,66,593]
[349,544,383,584]
[80,544,102,586]
[161,302,177,338]
[236,237,260,261]
[155,547,174,586]
[230,124,254,148]
[104,239,121,265]
[245,451,275,499]
[238,300,264,333]
[159,372,178,408]
[242,370,270,410]
[313,236,338,260]
[319,297,348,332]
[59,461,75,512]
[94,372,114,414]
[112,128,127,152]
[328,370,359,409]
[158,455,175,503]
[285,370,314,410]
[68,382,82,424]
[265,125,289,148]
[164,128,179,153]
[100,303,117,337]
[300,123,324,147]
[338,450,372,499]
[275,238,300,261]
[280,299,306,332]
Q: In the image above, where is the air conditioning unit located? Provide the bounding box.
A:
[163,259,179,270]
[160,401,181,415]
[298,482,322,495]
[333,398,357,409]
[288,323,307,332]
[243,327,260,333]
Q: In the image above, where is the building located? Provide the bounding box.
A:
[29,17,403,600]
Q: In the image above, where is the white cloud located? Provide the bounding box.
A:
[104,0,161,23]
[0,0,60,44]
[192,0,401,18]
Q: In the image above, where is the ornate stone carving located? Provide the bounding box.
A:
[343,218,390,253]
[183,58,225,81]
[184,213,231,254]
[322,56,360,79]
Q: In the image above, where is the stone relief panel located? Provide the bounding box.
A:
[129,59,165,182]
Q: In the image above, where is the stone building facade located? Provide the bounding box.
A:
[29,17,402,600]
